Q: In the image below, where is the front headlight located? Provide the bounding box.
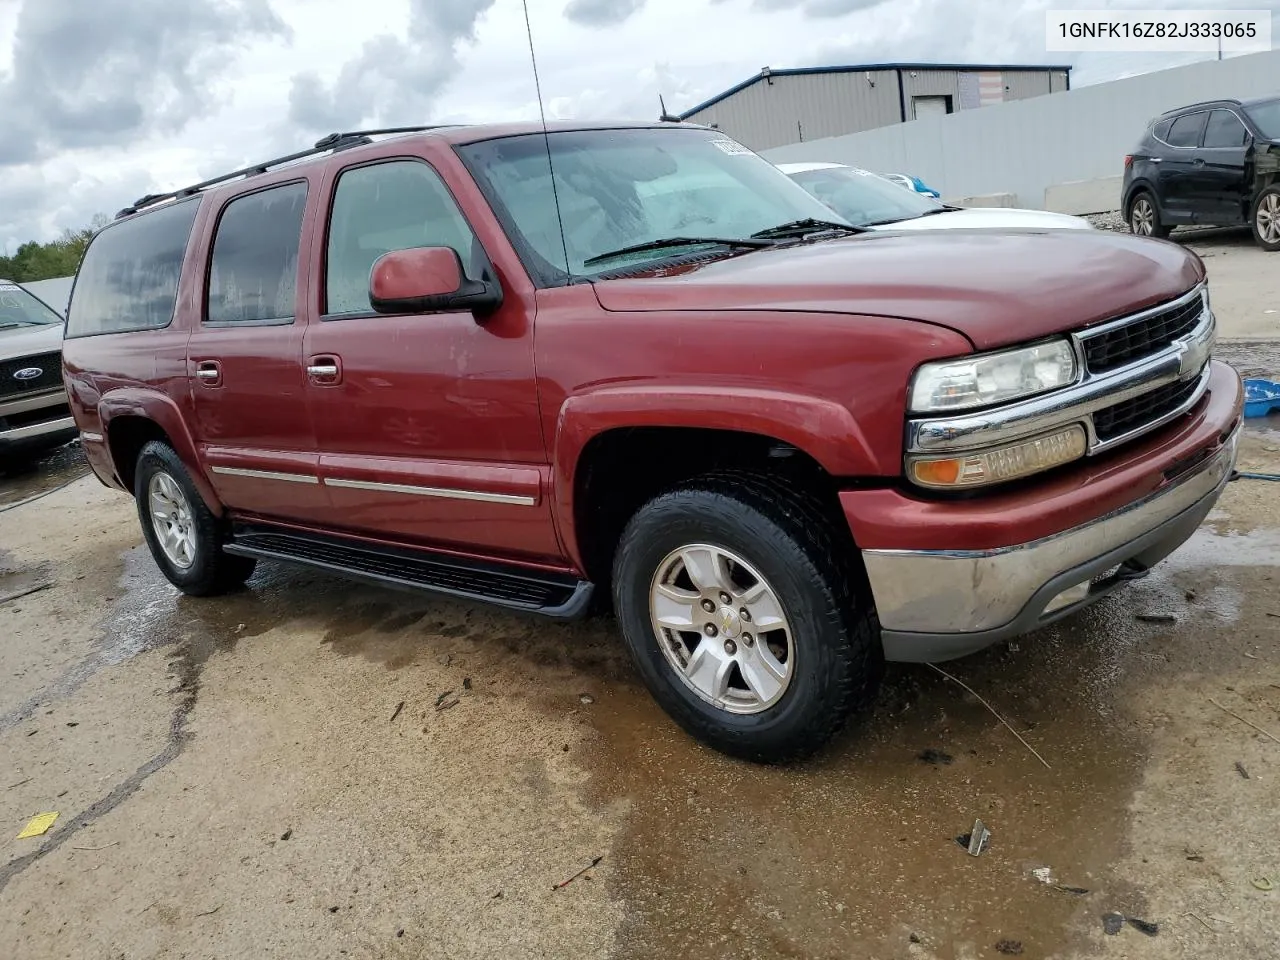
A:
[908,339,1077,414]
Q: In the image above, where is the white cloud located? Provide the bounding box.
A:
[0,0,1275,249]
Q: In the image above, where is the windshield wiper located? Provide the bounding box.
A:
[583,236,774,268]
[750,218,865,240]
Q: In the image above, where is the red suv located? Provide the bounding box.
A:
[62,122,1242,762]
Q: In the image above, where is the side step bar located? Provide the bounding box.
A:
[224,526,593,619]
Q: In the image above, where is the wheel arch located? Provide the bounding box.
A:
[554,387,879,585]
[99,389,223,515]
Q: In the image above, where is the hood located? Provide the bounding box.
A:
[866,207,1091,232]
[592,229,1204,351]
[0,321,64,362]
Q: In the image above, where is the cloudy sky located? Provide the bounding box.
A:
[0,0,1275,249]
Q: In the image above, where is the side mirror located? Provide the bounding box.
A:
[369,246,502,316]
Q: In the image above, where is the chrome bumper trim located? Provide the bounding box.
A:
[908,285,1214,458]
[0,416,76,442]
[0,389,69,417]
[865,422,1239,636]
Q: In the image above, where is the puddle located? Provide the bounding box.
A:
[579,516,1280,959]
[0,442,91,509]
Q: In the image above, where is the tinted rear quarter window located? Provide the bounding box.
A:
[1203,109,1248,148]
[1166,112,1207,148]
[206,182,308,324]
[1152,118,1174,143]
[66,198,201,338]
[1243,98,1280,139]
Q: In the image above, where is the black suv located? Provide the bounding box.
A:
[1122,95,1280,250]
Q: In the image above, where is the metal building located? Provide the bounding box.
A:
[677,63,1072,151]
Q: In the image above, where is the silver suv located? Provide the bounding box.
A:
[0,279,76,467]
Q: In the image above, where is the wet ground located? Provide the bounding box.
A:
[3,410,1279,960]
[0,442,91,510]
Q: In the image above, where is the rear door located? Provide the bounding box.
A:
[1157,111,1208,222]
[1192,108,1251,224]
[186,180,330,523]
[302,156,559,561]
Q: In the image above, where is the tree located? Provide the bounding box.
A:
[0,213,109,282]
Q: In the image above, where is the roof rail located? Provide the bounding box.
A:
[114,125,458,220]
[1156,97,1240,117]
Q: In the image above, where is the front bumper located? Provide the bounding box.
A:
[0,389,77,456]
[854,364,1242,663]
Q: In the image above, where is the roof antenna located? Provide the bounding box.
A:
[658,94,680,123]
[520,0,574,284]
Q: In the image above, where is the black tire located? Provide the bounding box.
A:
[1250,185,1280,252]
[611,472,882,763]
[1128,190,1170,239]
[134,441,256,596]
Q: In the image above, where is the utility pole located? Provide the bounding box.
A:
[1218,37,1223,61]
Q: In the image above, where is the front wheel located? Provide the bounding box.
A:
[1252,186,1280,251]
[134,441,256,596]
[611,475,882,763]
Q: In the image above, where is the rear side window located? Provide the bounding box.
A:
[1166,112,1207,147]
[1203,109,1248,148]
[206,182,308,324]
[66,198,201,338]
[1152,118,1174,142]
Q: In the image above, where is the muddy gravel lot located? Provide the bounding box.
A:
[3,244,1279,958]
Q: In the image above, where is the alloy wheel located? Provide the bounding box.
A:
[1131,198,1155,236]
[1257,193,1280,245]
[148,471,197,570]
[649,543,794,715]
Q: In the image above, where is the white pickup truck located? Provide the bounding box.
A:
[0,279,76,467]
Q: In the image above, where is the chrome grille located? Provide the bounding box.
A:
[1093,376,1202,443]
[1080,290,1205,375]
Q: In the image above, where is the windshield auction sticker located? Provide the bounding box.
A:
[1046,9,1272,52]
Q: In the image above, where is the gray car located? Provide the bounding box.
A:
[0,279,76,467]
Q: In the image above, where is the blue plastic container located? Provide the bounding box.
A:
[1244,378,1280,418]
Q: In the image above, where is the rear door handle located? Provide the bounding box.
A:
[1192,158,1205,166]
[194,359,222,386]
[307,354,342,385]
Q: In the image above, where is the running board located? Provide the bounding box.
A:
[224,527,593,619]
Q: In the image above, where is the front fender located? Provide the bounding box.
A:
[551,384,880,572]
[99,388,223,516]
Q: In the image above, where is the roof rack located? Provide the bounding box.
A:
[114,126,457,219]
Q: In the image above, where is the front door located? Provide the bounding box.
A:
[187,179,330,524]
[303,157,559,561]
[1191,109,1251,224]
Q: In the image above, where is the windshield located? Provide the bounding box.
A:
[457,127,852,283]
[1244,97,1280,139]
[0,281,63,328]
[785,166,944,225]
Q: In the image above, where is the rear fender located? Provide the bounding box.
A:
[551,385,878,571]
[99,388,223,516]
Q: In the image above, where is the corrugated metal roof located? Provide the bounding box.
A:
[678,63,1074,119]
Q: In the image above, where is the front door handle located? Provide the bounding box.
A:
[194,359,222,386]
[1192,158,1205,166]
[307,355,342,384]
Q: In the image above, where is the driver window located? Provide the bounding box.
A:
[325,160,480,316]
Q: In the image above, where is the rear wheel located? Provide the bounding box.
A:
[611,474,882,763]
[134,441,256,596]
[1251,186,1280,251]
[1129,191,1170,239]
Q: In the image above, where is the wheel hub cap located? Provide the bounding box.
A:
[649,543,794,715]
[148,471,196,570]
